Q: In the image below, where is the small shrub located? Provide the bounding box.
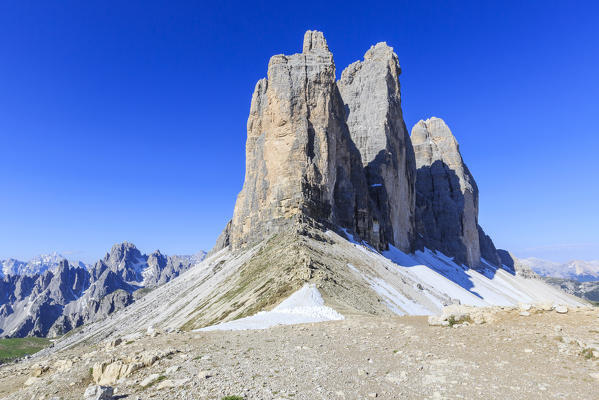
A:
[222,396,244,400]
[580,348,596,360]
[144,375,167,389]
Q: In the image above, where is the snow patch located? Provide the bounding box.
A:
[195,284,344,331]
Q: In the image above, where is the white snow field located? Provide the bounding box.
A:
[196,284,344,331]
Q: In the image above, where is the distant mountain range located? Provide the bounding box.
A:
[0,252,87,278]
[519,258,599,282]
[0,243,205,338]
[517,257,599,303]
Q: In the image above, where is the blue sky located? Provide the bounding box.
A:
[0,1,597,263]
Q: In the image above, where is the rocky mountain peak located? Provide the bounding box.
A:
[411,117,502,267]
[55,259,69,272]
[229,30,348,249]
[219,31,506,267]
[1,242,204,338]
[104,241,142,268]
[302,30,330,54]
[411,118,467,184]
[222,30,417,253]
[363,42,399,68]
[338,41,415,252]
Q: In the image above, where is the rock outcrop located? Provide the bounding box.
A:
[338,42,416,252]
[411,117,500,267]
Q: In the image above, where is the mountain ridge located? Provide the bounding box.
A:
[0,243,205,338]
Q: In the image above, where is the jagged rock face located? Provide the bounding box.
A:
[228,31,421,252]
[230,31,372,249]
[411,118,481,267]
[93,242,145,283]
[338,42,416,252]
[411,118,502,267]
[0,243,204,338]
[2,261,90,337]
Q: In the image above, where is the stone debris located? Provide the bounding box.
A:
[23,376,39,386]
[197,370,212,379]
[519,303,532,311]
[0,311,598,399]
[92,349,176,385]
[139,373,161,388]
[83,385,114,400]
[165,365,180,374]
[29,363,48,377]
[555,305,568,314]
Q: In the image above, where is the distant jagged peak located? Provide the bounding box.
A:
[148,249,165,259]
[104,241,143,266]
[302,30,330,54]
[55,258,70,271]
[29,251,66,265]
[0,252,80,278]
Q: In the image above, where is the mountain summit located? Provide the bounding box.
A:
[220,31,500,268]
[223,31,416,254]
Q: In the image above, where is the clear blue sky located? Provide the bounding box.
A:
[1,1,597,263]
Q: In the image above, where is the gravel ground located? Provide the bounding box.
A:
[1,308,599,400]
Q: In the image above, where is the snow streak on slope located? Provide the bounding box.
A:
[196,284,344,331]
[347,264,432,316]
[375,244,585,312]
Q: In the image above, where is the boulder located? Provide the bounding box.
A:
[555,305,568,314]
[84,384,114,400]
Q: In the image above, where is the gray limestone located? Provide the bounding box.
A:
[411,117,500,267]
[0,243,205,338]
[338,42,416,252]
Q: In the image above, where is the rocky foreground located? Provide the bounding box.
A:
[1,306,598,400]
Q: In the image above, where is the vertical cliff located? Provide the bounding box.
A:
[411,117,501,267]
[225,31,502,267]
[227,32,419,252]
[338,42,416,252]
[411,117,481,267]
[229,31,374,249]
